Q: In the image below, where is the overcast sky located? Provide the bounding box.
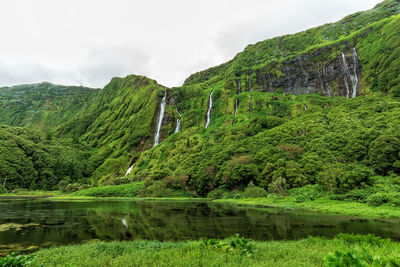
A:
[0,0,382,88]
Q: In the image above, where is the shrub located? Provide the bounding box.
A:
[0,185,7,194]
[365,192,400,207]
[268,177,288,195]
[0,252,35,267]
[207,188,226,199]
[74,182,143,197]
[244,182,268,198]
[64,183,80,192]
[201,235,255,257]
[324,249,399,267]
[289,184,321,202]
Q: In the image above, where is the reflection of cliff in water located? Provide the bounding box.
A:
[84,201,400,242]
[1,199,400,256]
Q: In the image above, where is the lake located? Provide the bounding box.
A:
[1,198,400,255]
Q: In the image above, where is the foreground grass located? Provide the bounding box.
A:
[30,235,400,267]
[215,197,400,219]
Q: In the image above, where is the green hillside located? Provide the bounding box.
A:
[0,125,89,191]
[0,82,99,130]
[1,0,400,202]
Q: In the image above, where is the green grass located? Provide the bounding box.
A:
[0,190,62,197]
[30,235,400,267]
[215,197,400,219]
[72,182,144,198]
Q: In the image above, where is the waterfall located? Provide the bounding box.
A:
[174,108,182,133]
[153,91,167,147]
[325,83,332,97]
[234,99,238,117]
[249,96,253,113]
[175,119,181,133]
[341,50,359,98]
[248,73,252,91]
[205,91,213,128]
[303,104,307,111]
[236,79,241,94]
[351,48,359,98]
[122,218,128,228]
[341,52,351,98]
[125,165,133,176]
[262,74,267,90]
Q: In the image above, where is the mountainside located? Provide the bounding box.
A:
[1,0,400,200]
[0,82,99,130]
[185,0,400,97]
[0,125,89,191]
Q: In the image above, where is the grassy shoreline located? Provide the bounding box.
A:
[26,235,400,267]
[214,197,400,219]
[2,190,400,219]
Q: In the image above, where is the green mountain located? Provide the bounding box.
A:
[0,82,99,130]
[1,0,400,200]
[0,125,89,191]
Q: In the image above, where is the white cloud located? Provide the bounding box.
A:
[0,0,382,88]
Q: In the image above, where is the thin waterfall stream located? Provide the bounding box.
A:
[205,91,213,128]
[153,91,167,147]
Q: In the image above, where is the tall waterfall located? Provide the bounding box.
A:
[234,99,238,117]
[341,50,359,98]
[175,119,181,133]
[236,79,241,94]
[153,91,167,147]
[125,165,133,176]
[351,48,359,98]
[205,91,213,128]
[174,108,182,133]
[248,74,252,91]
[249,96,253,113]
[303,104,307,111]
[325,83,332,97]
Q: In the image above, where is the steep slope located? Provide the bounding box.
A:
[0,125,89,191]
[185,0,400,97]
[1,0,400,197]
[129,95,400,197]
[57,0,400,186]
[0,82,99,130]
[56,75,177,182]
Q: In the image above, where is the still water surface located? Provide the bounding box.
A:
[1,198,400,255]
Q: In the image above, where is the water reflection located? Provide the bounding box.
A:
[0,199,399,255]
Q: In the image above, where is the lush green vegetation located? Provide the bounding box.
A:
[0,82,98,130]
[73,182,143,197]
[1,0,400,202]
[0,125,89,191]
[0,252,35,267]
[215,196,400,219]
[128,95,400,200]
[184,0,400,93]
[29,234,400,267]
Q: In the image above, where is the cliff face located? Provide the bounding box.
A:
[241,46,361,97]
[185,0,400,97]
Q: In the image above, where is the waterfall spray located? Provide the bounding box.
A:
[234,99,238,117]
[341,51,359,98]
[351,48,359,98]
[125,165,133,176]
[205,91,213,128]
[175,119,181,133]
[153,91,167,147]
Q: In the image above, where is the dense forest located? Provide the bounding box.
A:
[1,0,400,205]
